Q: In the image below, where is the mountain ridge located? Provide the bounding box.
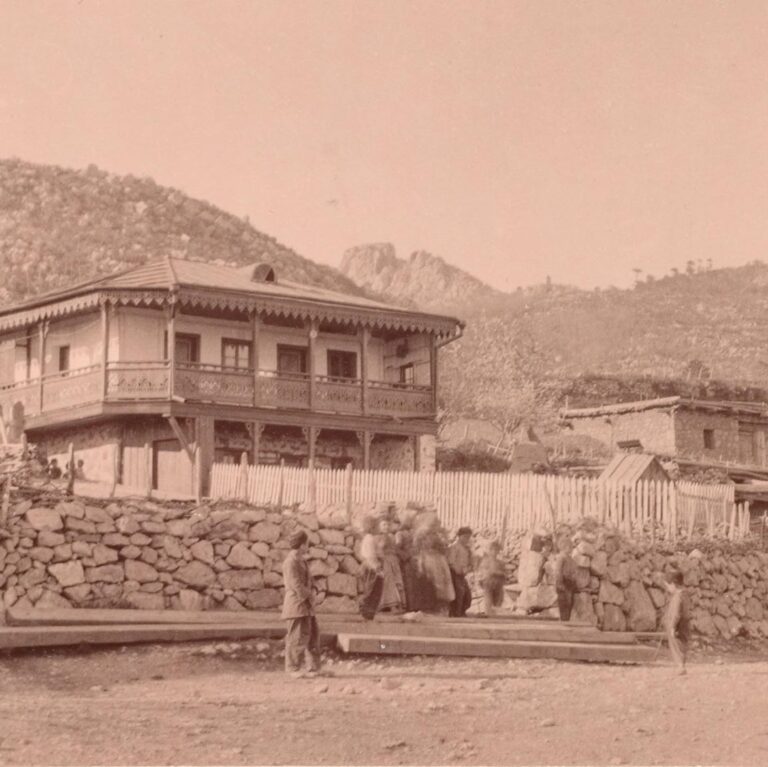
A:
[0,158,363,304]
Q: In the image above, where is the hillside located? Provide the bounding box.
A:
[0,158,363,303]
[340,243,768,446]
[341,243,768,389]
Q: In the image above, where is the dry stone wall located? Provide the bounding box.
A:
[517,520,768,640]
[0,492,361,614]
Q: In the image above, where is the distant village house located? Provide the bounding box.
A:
[562,396,768,471]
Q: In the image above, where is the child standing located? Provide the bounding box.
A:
[281,529,322,678]
[478,540,506,617]
[553,536,577,622]
[664,569,690,675]
[358,516,384,620]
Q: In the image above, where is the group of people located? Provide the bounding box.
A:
[281,516,690,678]
[357,515,509,622]
[280,510,512,677]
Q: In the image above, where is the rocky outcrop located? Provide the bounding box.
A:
[340,243,502,313]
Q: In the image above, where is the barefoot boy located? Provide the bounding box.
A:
[663,569,690,675]
[478,540,506,617]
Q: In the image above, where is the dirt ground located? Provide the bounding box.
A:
[0,638,767,766]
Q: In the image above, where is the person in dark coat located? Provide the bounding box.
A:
[553,536,577,622]
[281,529,322,678]
[447,526,474,617]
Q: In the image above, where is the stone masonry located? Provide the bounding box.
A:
[1,493,361,614]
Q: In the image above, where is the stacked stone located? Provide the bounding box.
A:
[518,519,768,639]
[0,495,361,614]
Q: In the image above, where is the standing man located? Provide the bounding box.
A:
[553,536,577,622]
[281,529,322,678]
[447,526,474,617]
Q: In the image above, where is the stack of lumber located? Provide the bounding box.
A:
[1,608,660,663]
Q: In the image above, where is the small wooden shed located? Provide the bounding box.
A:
[599,453,669,485]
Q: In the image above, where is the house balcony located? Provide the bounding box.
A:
[0,361,436,425]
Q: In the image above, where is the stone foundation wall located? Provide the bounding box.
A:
[517,522,768,640]
[0,493,361,614]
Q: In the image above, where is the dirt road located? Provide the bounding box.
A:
[0,639,766,766]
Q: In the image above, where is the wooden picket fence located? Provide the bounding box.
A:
[209,461,752,541]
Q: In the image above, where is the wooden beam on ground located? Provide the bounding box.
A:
[5,608,657,647]
[337,633,658,664]
[0,623,288,650]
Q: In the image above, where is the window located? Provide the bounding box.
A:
[703,429,716,450]
[164,332,200,363]
[277,345,308,375]
[221,339,251,370]
[58,345,70,373]
[399,363,414,385]
[327,350,357,380]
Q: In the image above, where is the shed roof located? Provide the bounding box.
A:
[599,453,669,484]
[562,396,768,419]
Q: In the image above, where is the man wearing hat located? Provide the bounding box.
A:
[447,526,475,617]
[281,529,322,677]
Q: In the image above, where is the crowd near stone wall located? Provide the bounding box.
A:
[0,493,361,614]
[517,519,768,639]
[0,489,766,643]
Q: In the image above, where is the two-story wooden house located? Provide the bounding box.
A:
[0,258,463,496]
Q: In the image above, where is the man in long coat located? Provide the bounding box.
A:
[281,529,322,677]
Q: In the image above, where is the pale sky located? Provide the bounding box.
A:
[2,1,768,291]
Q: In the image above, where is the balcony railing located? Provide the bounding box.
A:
[0,362,435,422]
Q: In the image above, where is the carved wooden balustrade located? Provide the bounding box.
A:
[106,361,170,400]
[315,375,363,415]
[42,366,103,411]
[0,362,435,421]
[255,370,310,410]
[175,363,253,406]
[367,380,434,418]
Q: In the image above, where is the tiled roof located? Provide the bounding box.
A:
[0,257,461,326]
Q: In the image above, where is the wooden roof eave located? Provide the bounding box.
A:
[0,285,464,340]
[174,286,463,337]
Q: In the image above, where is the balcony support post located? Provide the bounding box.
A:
[302,425,318,468]
[37,320,48,413]
[430,334,438,415]
[251,311,261,407]
[250,420,264,465]
[166,303,176,400]
[359,324,369,415]
[195,415,215,498]
[412,435,421,472]
[307,319,318,410]
[356,430,372,470]
[100,301,110,400]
